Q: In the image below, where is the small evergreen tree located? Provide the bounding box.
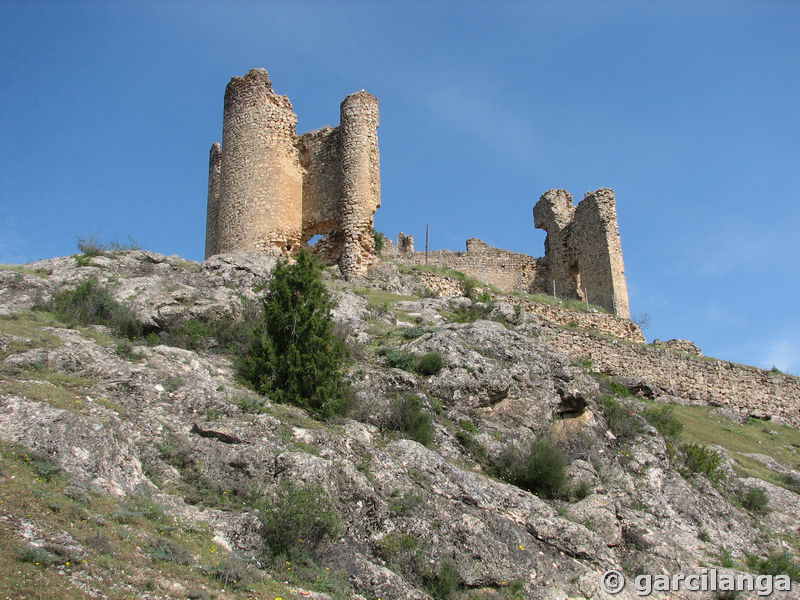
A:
[238,250,347,416]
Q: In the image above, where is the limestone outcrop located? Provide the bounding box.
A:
[1,253,797,599]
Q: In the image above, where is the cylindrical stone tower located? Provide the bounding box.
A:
[204,142,222,258]
[338,90,380,276]
[215,68,303,255]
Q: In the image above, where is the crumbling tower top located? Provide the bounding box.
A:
[533,188,630,318]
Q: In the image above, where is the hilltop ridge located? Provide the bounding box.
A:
[0,250,798,599]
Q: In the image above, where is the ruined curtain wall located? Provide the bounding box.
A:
[544,325,800,427]
[394,239,543,294]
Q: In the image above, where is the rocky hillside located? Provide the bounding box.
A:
[1,250,799,600]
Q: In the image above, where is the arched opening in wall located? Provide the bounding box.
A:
[301,220,341,263]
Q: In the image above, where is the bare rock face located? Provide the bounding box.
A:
[0,251,798,599]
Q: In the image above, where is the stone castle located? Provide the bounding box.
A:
[391,189,630,318]
[204,69,630,318]
[204,68,380,276]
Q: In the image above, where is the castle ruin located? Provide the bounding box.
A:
[204,69,380,276]
[391,188,630,318]
[203,69,630,318]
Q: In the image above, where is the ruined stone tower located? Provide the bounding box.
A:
[533,188,630,318]
[205,68,381,275]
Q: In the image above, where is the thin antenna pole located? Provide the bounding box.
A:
[425,223,429,266]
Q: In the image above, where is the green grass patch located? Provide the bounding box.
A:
[0,311,65,359]
[643,404,684,438]
[0,439,298,600]
[745,551,800,581]
[351,286,420,306]
[512,291,607,314]
[0,264,52,278]
[0,365,96,412]
[655,403,800,488]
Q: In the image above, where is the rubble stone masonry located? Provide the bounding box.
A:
[206,69,380,276]
[544,325,800,428]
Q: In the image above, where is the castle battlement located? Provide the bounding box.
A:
[205,69,381,276]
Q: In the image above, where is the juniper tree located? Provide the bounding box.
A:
[238,249,347,417]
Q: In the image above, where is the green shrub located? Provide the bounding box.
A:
[258,481,340,559]
[745,551,800,580]
[599,395,642,441]
[459,419,478,434]
[206,557,251,588]
[643,404,684,438]
[495,437,567,499]
[76,236,107,258]
[449,303,493,323]
[608,381,632,396]
[781,472,800,494]
[150,539,191,565]
[160,301,261,355]
[19,543,60,567]
[77,235,141,257]
[424,559,462,600]
[716,546,735,568]
[237,250,347,417]
[415,351,443,376]
[115,339,144,360]
[740,486,770,513]
[376,532,417,562]
[456,430,487,461]
[373,229,385,254]
[402,325,433,339]
[571,479,593,501]
[385,393,434,446]
[384,348,416,371]
[30,457,62,482]
[680,443,724,480]
[48,278,142,339]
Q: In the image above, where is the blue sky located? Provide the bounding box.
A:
[1,1,798,373]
